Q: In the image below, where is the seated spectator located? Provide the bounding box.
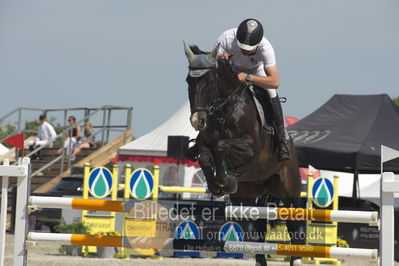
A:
[56,116,81,156]
[70,122,95,160]
[28,114,57,160]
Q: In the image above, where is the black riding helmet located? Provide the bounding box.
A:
[236,18,264,50]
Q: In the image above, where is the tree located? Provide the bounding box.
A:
[1,117,63,147]
[393,96,399,107]
[0,123,17,141]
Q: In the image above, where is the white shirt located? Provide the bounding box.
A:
[37,121,57,142]
[216,28,277,76]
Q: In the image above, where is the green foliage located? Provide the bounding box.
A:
[54,219,90,234]
[97,231,120,236]
[54,219,89,256]
[24,117,62,137]
[24,117,65,146]
[0,123,17,141]
[24,120,40,138]
[1,116,62,140]
[393,96,399,107]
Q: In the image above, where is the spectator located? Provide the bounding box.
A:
[70,122,95,160]
[56,116,81,156]
[28,114,57,160]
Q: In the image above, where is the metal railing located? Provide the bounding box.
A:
[0,105,132,177]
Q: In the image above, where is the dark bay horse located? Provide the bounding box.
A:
[184,42,304,266]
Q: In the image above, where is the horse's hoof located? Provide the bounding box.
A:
[208,183,224,198]
[221,174,238,194]
[210,187,225,198]
[291,258,302,266]
[212,191,225,198]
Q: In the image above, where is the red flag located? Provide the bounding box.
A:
[285,116,300,126]
[3,133,25,157]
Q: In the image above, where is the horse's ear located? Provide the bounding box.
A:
[183,41,196,63]
[208,44,219,65]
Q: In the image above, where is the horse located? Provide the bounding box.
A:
[183,42,304,266]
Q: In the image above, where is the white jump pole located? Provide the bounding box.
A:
[225,206,378,224]
[26,232,378,260]
[0,159,10,266]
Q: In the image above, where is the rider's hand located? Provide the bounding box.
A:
[218,53,231,61]
[237,72,248,82]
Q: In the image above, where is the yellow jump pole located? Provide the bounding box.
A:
[158,186,207,193]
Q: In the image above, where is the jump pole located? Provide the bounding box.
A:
[225,206,379,225]
[158,185,207,194]
[27,232,378,260]
[28,196,379,224]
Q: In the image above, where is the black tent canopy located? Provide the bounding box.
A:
[288,94,399,174]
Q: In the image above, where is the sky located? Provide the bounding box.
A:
[1,0,398,137]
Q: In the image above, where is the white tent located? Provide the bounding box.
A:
[0,143,9,156]
[119,101,197,156]
[118,101,209,199]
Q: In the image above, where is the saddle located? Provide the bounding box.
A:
[247,85,275,142]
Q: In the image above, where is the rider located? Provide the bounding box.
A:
[217,18,290,161]
[185,18,290,161]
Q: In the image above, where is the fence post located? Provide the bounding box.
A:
[0,160,10,266]
[13,157,31,266]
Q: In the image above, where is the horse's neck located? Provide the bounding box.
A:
[217,62,241,98]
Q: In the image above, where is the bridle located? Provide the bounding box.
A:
[188,67,220,116]
[188,59,243,117]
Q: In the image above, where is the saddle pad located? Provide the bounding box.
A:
[248,85,266,128]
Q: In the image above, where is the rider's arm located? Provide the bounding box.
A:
[218,53,231,61]
[216,29,234,59]
[252,65,280,89]
[237,65,280,89]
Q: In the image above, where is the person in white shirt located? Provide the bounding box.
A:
[28,114,57,160]
[216,18,290,160]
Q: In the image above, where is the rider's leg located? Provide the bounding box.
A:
[267,89,291,161]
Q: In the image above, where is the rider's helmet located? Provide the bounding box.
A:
[236,18,264,51]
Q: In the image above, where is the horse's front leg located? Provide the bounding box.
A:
[213,134,256,194]
[198,145,224,197]
[213,134,257,194]
[211,139,238,195]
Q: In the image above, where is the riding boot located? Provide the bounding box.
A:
[183,138,200,162]
[270,96,291,161]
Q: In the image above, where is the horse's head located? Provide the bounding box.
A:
[184,42,219,131]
